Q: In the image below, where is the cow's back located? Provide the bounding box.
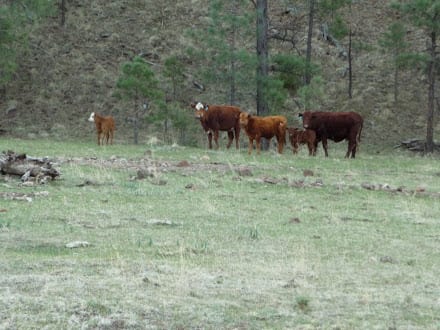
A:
[307,111,362,140]
[207,105,241,130]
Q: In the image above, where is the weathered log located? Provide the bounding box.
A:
[0,150,60,183]
[395,139,440,152]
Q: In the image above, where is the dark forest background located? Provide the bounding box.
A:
[0,0,439,150]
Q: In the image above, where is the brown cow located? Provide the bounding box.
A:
[239,112,287,155]
[191,102,241,149]
[299,111,363,158]
[288,127,317,156]
[88,112,115,146]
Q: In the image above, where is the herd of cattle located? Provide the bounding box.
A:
[190,101,363,158]
[88,101,363,158]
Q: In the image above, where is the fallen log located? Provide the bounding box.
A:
[394,139,440,152]
[0,150,60,183]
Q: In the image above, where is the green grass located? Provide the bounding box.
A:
[1,138,439,329]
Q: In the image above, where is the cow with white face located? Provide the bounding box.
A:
[88,112,115,145]
[191,101,241,149]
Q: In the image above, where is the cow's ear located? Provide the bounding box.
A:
[298,113,303,118]
[204,105,209,111]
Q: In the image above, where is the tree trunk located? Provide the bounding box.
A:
[59,0,66,27]
[425,30,436,153]
[348,27,353,99]
[304,0,315,86]
[393,62,399,105]
[229,7,237,105]
[256,0,268,117]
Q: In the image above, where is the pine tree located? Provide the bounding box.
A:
[187,0,255,105]
[115,57,163,144]
[393,0,440,153]
[379,22,408,104]
[0,1,55,98]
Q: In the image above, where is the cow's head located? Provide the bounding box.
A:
[88,112,96,122]
[288,128,301,152]
[239,112,250,127]
[193,101,209,119]
[299,111,312,129]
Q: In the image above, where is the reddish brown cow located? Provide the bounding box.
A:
[288,127,317,156]
[88,112,115,146]
[239,112,287,155]
[191,102,241,149]
[299,111,363,158]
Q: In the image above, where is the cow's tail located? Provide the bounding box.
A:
[356,121,363,150]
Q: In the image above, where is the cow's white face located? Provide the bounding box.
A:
[194,102,208,119]
[195,102,204,111]
[88,112,95,122]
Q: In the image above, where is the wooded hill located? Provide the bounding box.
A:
[0,0,438,148]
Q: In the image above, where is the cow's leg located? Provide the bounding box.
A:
[351,145,357,158]
[226,130,234,149]
[307,142,313,156]
[248,137,254,155]
[346,140,356,158]
[256,137,261,154]
[213,130,220,149]
[234,125,240,149]
[109,130,114,145]
[207,131,213,149]
[322,138,329,157]
[103,130,108,145]
[97,132,101,146]
[313,140,319,156]
[277,136,284,154]
[292,142,298,154]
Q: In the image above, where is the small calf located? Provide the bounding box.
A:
[288,127,317,156]
[88,112,115,145]
[239,112,287,155]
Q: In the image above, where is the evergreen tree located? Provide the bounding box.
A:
[305,0,316,86]
[187,0,255,105]
[379,22,408,104]
[393,0,440,153]
[0,8,17,97]
[115,57,163,144]
[256,0,269,116]
[162,55,189,144]
[0,1,55,98]
[318,0,352,97]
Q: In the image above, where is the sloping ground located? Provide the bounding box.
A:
[0,0,435,146]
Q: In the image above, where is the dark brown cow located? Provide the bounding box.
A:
[299,111,363,158]
[88,112,115,145]
[191,102,241,149]
[239,112,287,155]
[288,127,317,156]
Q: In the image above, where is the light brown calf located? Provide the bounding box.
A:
[88,112,115,145]
[239,112,287,155]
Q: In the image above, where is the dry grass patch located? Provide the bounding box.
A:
[0,138,439,328]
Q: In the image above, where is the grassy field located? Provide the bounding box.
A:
[1,138,439,329]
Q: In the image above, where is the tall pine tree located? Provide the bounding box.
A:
[393,0,440,153]
[188,0,255,105]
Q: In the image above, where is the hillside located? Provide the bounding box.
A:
[0,0,435,147]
